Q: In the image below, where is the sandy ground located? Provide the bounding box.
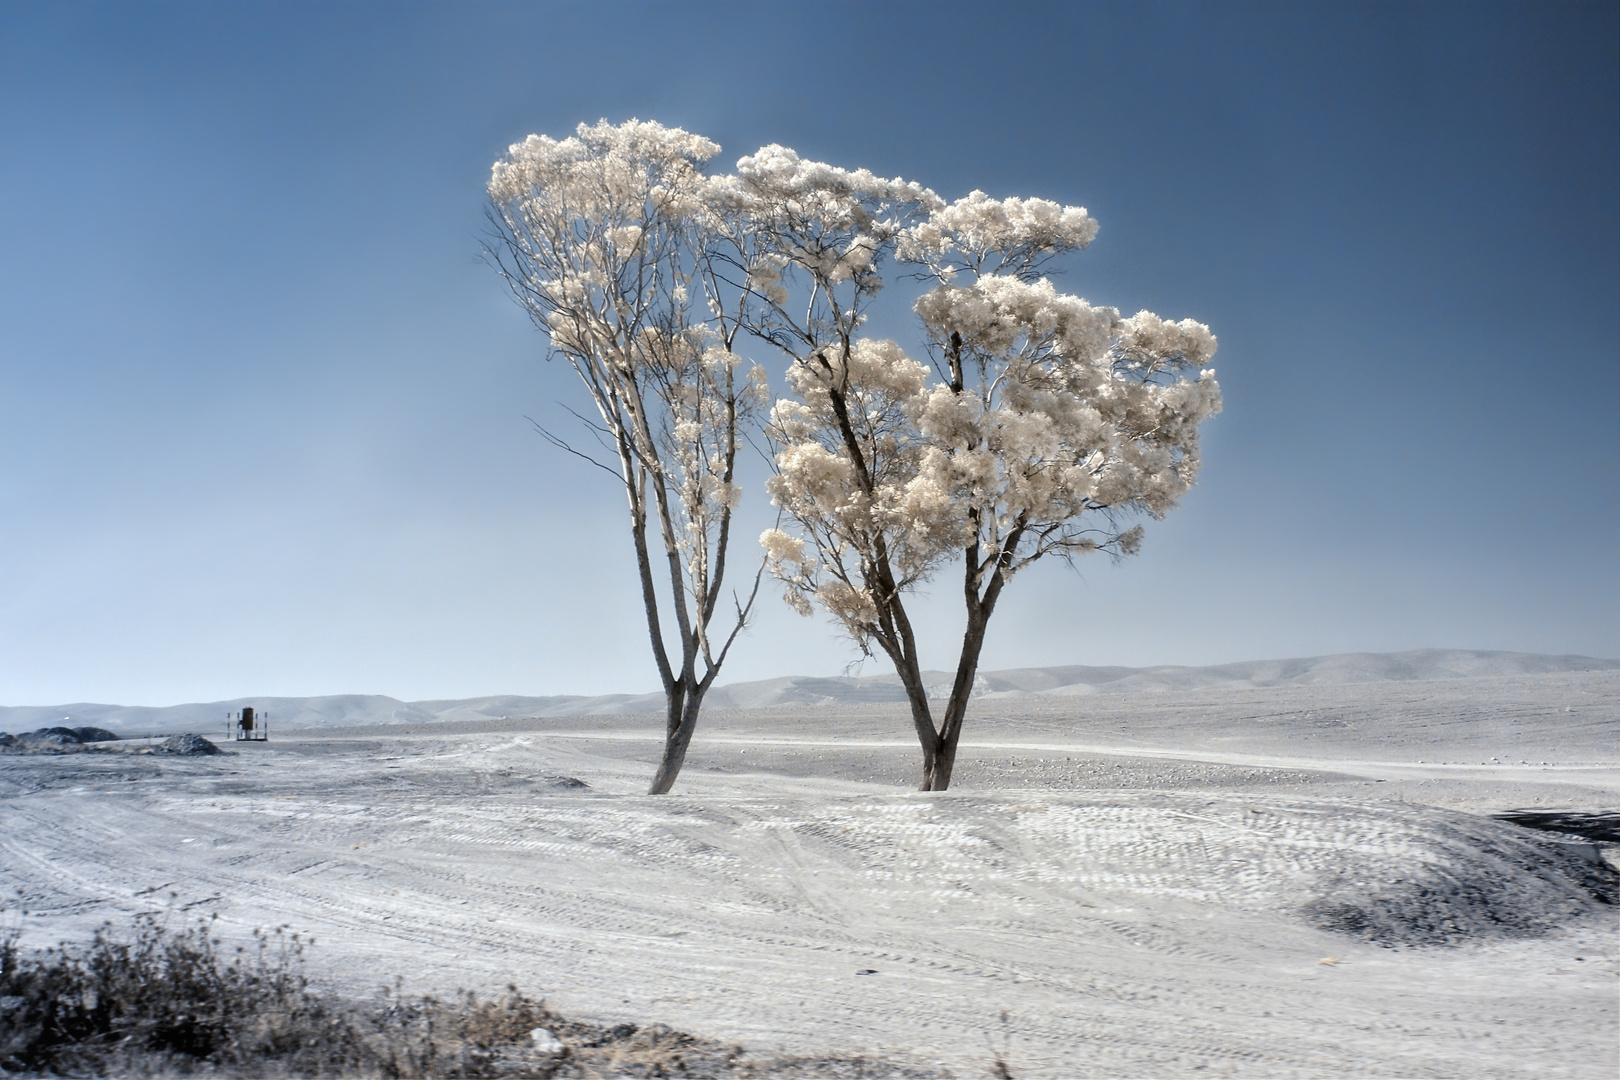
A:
[3,671,1616,1077]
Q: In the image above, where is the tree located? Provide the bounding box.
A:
[743,157,1222,791]
[485,120,768,794]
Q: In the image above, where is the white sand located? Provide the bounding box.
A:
[2,670,1616,1077]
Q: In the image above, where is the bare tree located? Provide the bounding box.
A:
[486,120,767,794]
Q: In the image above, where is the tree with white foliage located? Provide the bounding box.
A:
[742,156,1221,790]
[486,121,769,794]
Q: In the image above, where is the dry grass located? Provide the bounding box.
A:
[0,903,937,1078]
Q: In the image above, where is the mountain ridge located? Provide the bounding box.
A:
[2,649,1613,735]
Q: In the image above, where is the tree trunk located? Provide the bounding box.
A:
[899,673,940,791]
[920,678,970,791]
[917,679,969,791]
[646,680,704,795]
[868,612,940,791]
[887,604,996,792]
[919,598,994,791]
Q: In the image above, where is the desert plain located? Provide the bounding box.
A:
[2,664,1617,1077]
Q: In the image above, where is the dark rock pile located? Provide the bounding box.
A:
[0,727,226,756]
[69,726,120,743]
[158,733,222,756]
[17,727,84,748]
[0,726,121,751]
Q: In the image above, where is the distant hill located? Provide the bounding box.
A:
[2,649,1613,736]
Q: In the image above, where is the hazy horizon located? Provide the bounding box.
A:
[2,647,1614,714]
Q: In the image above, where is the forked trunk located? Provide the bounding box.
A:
[914,608,991,791]
[897,657,979,792]
[918,737,954,791]
[896,670,940,791]
[914,695,970,791]
[647,681,705,795]
[918,685,971,790]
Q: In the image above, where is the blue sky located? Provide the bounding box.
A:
[1,1,1615,705]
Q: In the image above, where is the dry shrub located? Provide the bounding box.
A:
[0,911,371,1076]
[0,905,933,1078]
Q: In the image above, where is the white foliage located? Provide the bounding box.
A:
[487,120,765,694]
[489,120,719,213]
[900,190,1099,281]
[704,146,941,348]
[747,169,1220,652]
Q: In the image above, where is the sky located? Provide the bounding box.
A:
[1,0,1615,706]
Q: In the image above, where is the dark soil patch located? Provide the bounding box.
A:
[1301,819,1618,946]
[1491,808,1620,844]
